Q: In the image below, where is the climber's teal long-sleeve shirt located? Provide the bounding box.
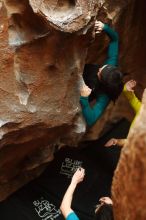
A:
[80,24,119,127]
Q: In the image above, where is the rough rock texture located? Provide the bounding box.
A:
[0,0,99,200]
[112,90,146,220]
[0,0,146,203]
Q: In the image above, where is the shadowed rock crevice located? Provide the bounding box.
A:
[84,0,146,140]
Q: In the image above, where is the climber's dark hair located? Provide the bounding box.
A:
[100,65,124,102]
[82,64,124,102]
[94,204,114,220]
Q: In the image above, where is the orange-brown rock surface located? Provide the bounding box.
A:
[112,90,146,220]
[0,0,98,200]
[0,0,146,206]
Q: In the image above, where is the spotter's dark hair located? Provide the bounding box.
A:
[94,204,114,220]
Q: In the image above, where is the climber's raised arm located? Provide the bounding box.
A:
[60,168,85,220]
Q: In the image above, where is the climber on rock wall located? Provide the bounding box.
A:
[105,79,142,147]
[80,21,124,127]
[60,167,114,220]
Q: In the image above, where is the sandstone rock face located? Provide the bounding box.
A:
[112,90,146,220]
[0,0,146,204]
[0,0,99,200]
